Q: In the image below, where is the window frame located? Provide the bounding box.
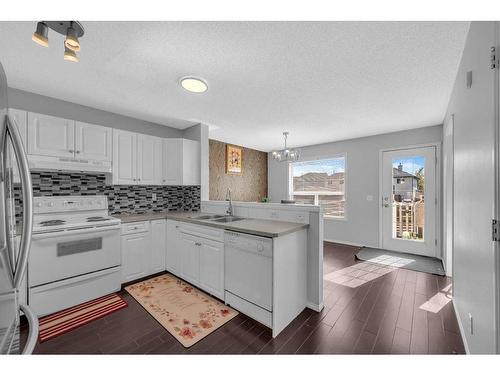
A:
[288,153,347,221]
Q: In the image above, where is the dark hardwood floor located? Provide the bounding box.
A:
[24,242,465,354]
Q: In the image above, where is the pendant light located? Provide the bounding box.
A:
[64,26,81,52]
[272,132,301,162]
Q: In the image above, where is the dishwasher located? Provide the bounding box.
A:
[224,231,273,320]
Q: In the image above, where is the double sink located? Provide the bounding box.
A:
[189,214,245,223]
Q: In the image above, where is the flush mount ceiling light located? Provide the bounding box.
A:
[180,77,208,93]
[31,21,84,62]
[272,132,301,162]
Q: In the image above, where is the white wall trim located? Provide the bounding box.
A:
[324,239,365,248]
[453,299,470,354]
[306,301,324,312]
[377,141,442,259]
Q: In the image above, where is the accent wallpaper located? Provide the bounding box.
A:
[209,139,268,202]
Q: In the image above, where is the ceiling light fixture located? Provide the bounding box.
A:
[272,132,300,162]
[64,26,81,52]
[32,21,84,62]
[64,46,79,62]
[180,77,208,93]
[32,22,49,47]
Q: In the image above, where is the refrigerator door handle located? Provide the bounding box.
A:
[19,304,38,354]
[5,115,33,288]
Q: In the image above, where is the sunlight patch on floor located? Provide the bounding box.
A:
[419,284,453,313]
[324,261,396,288]
[362,254,416,268]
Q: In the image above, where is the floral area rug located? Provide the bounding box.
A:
[125,274,238,347]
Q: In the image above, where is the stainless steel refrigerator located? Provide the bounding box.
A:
[0,61,37,354]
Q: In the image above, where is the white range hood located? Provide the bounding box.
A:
[28,154,112,174]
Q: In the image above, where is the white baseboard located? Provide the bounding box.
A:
[306,301,324,312]
[323,238,365,248]
[452,299,470,354]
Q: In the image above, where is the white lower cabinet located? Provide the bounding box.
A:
[180,234,200,286]
[166,220,182,274]
[166,220,224,299]
[121,219,168,283]
[199,238,224,299]
[121,232,150,283]
[150,219,166,274]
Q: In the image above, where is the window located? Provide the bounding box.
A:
[290,156,346,218]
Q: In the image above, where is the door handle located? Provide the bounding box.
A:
[5,115,34,288]
[20,304,39,354]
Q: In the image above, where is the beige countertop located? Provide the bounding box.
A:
[112,211,309,238]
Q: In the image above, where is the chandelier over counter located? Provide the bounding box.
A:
[32,21,85,62]
[271,132,300,162]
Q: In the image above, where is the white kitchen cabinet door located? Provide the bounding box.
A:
[150,220,166,274]
[166,220,182,274]
[153,137,163,185]
[162,138,182,185]
[180,234,200,286]
[121,233,150,283]
[75,121,112,161]
[112,129,137,185]
[27,112,75,157]
[199,238,224,299]
[137,134,157,185]
[182,139,201,186]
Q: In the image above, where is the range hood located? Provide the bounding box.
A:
[28,154,112,173]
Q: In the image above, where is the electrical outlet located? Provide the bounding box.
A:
[152,193,157,201]
[468,313,474,335]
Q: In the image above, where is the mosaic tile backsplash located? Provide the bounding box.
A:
[14,171,200,220]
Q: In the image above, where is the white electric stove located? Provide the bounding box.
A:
[28,196,122,317]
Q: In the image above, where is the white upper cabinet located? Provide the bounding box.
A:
[137,134,161,185]
[27,113,75,157]
[113,131,164,185]
[162,138,200,186]
[112,129,137,185]
[75,122,112,162]
[8,109,27,147]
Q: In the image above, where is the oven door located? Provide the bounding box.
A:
[28,226,121,287]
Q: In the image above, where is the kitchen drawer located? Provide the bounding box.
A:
[29,266,121,317]
[121,221,150,235]
[179,222,224,243]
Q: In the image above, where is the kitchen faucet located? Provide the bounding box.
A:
[226,188,233,216]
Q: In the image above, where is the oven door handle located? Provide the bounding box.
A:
[32,225,120,239]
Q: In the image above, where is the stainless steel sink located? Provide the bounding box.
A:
[189,214,225,220]
[212,216,245,223]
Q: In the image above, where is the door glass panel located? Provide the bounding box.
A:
[391,156,425,241]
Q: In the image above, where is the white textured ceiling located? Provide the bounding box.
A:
[0,21,469,151]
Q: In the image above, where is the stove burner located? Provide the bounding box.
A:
[87,216,111,222]
[39,219,66,227]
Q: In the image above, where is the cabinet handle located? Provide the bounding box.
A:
[195,242,202,246]
[68,149,74,153]
[75,150,80,154]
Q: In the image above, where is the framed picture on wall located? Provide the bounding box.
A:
[226,144,243,174]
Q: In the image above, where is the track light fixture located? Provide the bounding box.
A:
[32,22,49,47]
[32,21,85,62]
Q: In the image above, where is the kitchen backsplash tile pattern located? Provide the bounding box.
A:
[14,171,200,221]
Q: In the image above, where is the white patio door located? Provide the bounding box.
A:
[381,146,437,257]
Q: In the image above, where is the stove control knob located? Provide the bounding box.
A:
[48,202,54,207]
[36,202,42,207]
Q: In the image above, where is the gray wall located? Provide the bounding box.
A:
[268,125,443,247]
[8,88,183,138]
[443,22,498,354]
